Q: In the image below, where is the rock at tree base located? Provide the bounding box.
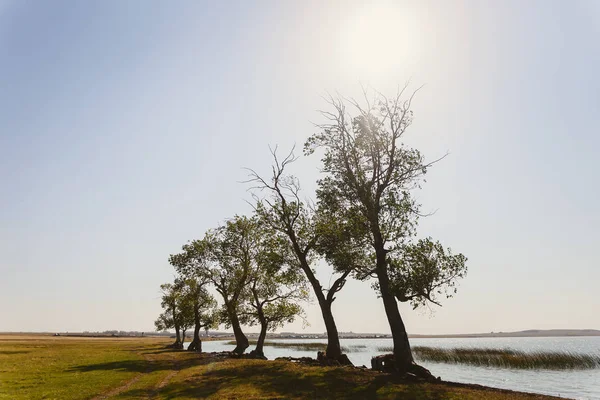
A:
[371,354,396,373]
[317,351,353,366]
[371,354,439,382]
[248,350,268,360]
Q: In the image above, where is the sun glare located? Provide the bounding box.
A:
[339,3,424,78]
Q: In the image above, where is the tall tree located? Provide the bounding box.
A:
[170,216,257,355]
[247,150,354,365]
[305,87,467,377]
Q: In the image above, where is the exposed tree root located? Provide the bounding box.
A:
[317,351,354,366]
[247,350,268,360]
[165,341,183,350]
[274,352,354,367]
[187,339,202,352]
[371,354,439,382]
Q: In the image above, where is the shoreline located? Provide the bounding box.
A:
[0,336,565,399]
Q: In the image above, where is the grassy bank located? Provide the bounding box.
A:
[0,335,562,399]
[405,346,600,370]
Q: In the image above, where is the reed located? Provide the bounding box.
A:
[225,340,367,352]
[411,346,600,370]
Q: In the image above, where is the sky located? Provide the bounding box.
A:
[1,0,599,335]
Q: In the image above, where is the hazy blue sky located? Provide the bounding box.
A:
[1,0,599,334]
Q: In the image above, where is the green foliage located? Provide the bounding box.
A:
[387,238,467,309]
[304,93,425,253]
[169,216,258,328]
[154,311,173,332]
[304,89,468,310]
[180,278,219,330]
[155,280,193,333]
[248,228,309,331]
[169,213,310,339]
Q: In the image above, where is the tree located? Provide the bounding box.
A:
[180,278,218,352]
[247,233,309,358]
[170,216,257,355]
[178,297,194,346]
[246,149,354,365]
[156,280,193,349]
[305,87,467,377]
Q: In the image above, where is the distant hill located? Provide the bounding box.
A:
[409,329,600,338]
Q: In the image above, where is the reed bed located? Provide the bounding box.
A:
[410,346,600,370]
[225,340,367,352]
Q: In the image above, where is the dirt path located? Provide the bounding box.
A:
[148,353,181,399]
[90,372,144,400]
[89,344,191,399]
[90,352,158,400]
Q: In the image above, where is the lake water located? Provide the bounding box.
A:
[188,336,600,400]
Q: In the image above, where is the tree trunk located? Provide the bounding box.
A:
[372,232,434,379]
[188,304,202,352]
[253,314,268,358]
[229,310,249,355]
[318,298,343,360]
[377,267,413,372]
[303,268,345,362]
[290,237,350,365]
[173,325,183,349]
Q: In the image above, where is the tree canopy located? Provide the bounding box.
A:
[304,87,468,376]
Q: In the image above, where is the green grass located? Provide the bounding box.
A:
[0,336,149,400]
[0,335,562,399]
[411,346,600,370]
[225,340,367,352]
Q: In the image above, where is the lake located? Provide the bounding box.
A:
[188,336,600,400]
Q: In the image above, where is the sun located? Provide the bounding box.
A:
[338,2,424,79]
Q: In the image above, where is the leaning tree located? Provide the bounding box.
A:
[247,150,356,365]
[305,87,467,377]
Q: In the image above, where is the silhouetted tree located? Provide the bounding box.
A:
[246,150,355,365]
[305,87,467,377]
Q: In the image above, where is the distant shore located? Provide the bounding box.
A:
[408,329,600,339]
[2,328,599,340]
